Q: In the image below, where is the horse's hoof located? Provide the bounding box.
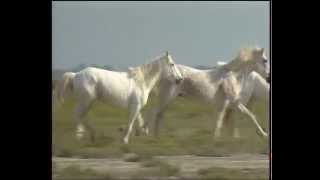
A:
[76,133,84,140]
[144,128,149,136]
[256,130,262,136]
[123,137,129,144]
[139,128,149,136]
[256,130,268,139]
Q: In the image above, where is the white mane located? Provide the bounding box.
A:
[219,47,262,71]
[128,56,163,87]
[128,66,145,85]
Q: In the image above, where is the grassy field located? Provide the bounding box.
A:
[52,90,269,179]
[53,91,269,158]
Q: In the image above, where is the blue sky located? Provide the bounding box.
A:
[52,1,269,69]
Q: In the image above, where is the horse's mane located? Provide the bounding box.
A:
[128,66,145,85]
[128,55,163,86]
[221,46,262,71]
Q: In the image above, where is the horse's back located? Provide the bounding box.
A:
[74,67,133,107]
[177,64,203,75]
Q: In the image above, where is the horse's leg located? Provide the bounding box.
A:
[139,106,165,137]
[222,108,239,138]
[74,101,95,141]
[223,71,268,139]
[251,72,270,134]
[227,72,269,138]
[141,82,178,137]
[214,99,230,138]
[154,107,166,137]
[227,108,241,138]
[123,104,140,144]
[154,82,179,137]
[135,113,149,136]
[219,71,258,139]
[82,118,96,143]
[236,103,268,138]
[73,83,97,142]
[140,107,153,134]
[216,71,244,139]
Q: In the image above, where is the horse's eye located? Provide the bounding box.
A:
[170,63,174,67]
[263,59,268,63]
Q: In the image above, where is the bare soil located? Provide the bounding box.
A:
[53,153,269,179]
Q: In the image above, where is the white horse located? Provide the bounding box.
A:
[56,52,183,144]
[143,47,269,139]
[215,69,269,138]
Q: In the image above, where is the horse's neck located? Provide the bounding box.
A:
[222,64,255,92]
[140,62,161,94]
[221,58,251,79]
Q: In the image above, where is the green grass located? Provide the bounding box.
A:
[53,94,269,158]
[198,167,268,180]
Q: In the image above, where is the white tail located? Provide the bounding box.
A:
[56,72,76,103]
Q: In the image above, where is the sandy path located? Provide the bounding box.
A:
[53,154,269,179]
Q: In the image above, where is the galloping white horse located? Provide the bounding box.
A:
[143,47,269,139]
[214,68,269,138]
[56,52,183,144]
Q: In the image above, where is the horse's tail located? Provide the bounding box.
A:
[56,72,76,104]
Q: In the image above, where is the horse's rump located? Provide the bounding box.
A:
[56,72,76,103]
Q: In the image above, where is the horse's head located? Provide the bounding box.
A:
[238,47,269,78]
[160,51,183,84]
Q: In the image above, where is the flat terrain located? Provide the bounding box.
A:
[52,90,269,179]
[53,154,268,179]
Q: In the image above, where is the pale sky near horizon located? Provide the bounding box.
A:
[52,1,269,70]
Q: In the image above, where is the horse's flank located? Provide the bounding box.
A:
[56,72,76,103]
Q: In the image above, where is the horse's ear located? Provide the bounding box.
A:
[166,51,169,56]
[259,48,264,55]
[256,48,264,55]
[239,50,250,62]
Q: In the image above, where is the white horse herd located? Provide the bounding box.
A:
[55,47,270,144]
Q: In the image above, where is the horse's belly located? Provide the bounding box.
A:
[99,87,130,108]
[183,83,218,104]
[97,79,132,108]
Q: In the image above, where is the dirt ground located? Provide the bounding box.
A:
[53,153,269,179]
